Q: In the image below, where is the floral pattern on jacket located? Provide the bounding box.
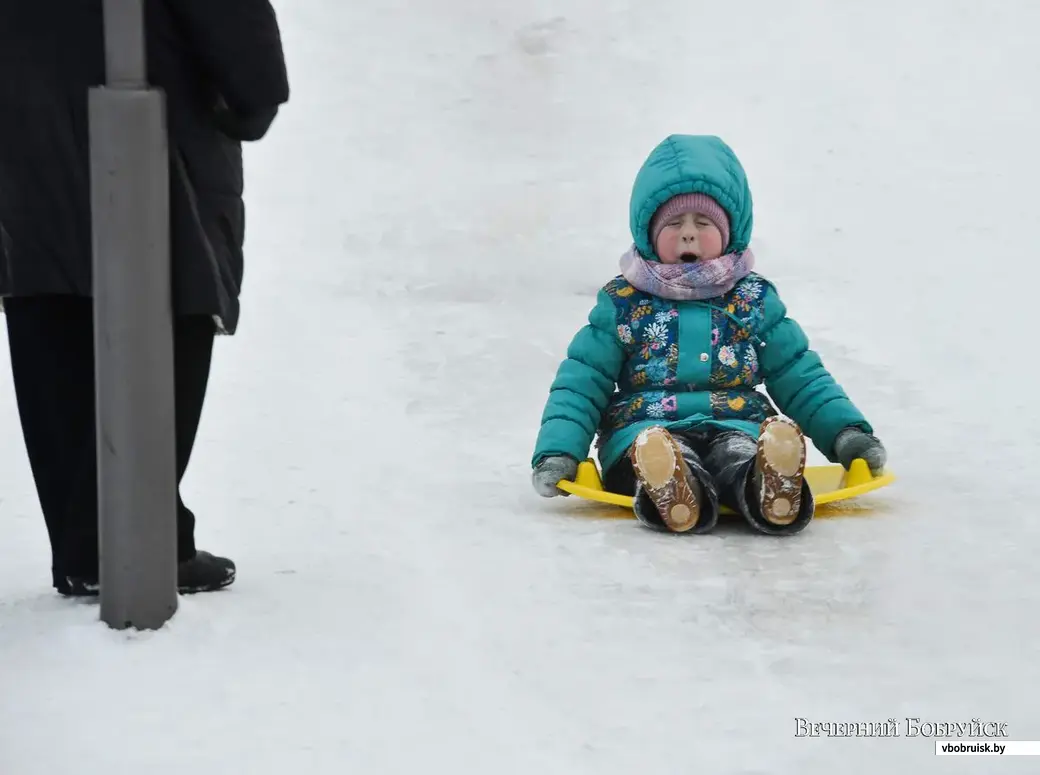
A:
[599,275,776,437]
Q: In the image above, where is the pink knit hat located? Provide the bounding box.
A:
[650,193,731,253]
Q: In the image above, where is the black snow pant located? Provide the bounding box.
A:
[4,296,214,590]
[603,427,814,534]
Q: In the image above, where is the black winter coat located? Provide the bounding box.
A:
[0,0,289,334]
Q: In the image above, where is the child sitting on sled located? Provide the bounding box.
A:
[530,134,886,535]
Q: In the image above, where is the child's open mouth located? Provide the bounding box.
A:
[679,253,699,263]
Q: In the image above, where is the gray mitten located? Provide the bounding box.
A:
[532,455,579,498]
[833,427,887,476]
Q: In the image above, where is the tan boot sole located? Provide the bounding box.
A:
[632,427,700,532]
[757,418,806,526]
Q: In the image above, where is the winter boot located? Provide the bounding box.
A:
[177,551,236,594]
[739,416,814,535]
[61,550,235,597]
[630,426,710,533]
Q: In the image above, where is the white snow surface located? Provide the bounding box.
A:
[3,1,1040,772]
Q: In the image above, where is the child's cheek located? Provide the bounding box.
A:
[700,229,724,260]
[657,232,681,263]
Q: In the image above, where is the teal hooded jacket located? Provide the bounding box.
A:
[531,135,873,473]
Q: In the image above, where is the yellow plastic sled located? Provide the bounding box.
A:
[556,458,895,517]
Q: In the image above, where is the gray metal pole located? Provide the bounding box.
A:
[90,0,178,629]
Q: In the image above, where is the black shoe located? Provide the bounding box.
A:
[178,550,236,594]
[62,576,100,597]
[60,550,235,597]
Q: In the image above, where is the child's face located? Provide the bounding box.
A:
[654,212,725,264]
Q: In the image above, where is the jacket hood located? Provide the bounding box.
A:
[629,135,754,261]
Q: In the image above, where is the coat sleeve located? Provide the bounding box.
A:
[757,282,872,461]
[167,0,290,139]
[531,289,626,467]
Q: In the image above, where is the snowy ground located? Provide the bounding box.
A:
[3,1,1040,772]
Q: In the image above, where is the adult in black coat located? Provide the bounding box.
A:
[0,0,289,595]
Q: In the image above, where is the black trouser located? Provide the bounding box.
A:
[604,426,814,534]
[605,428,758,515]
[4,296,214,589]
